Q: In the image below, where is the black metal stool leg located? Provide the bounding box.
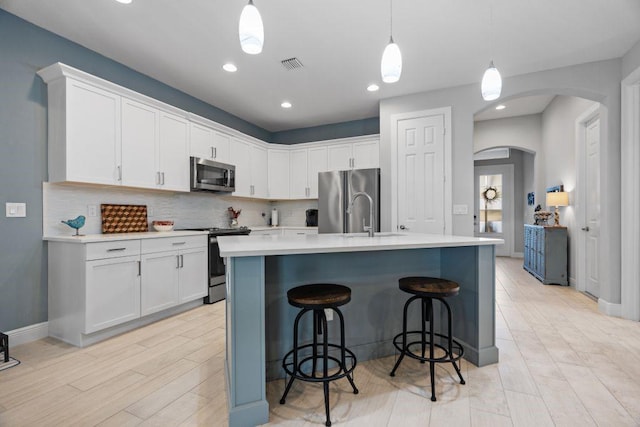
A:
[335,308,358,394]
[281,308,308,404]
[440,298,465,385]
[390,296,417,376]
[421,298,427,363]
[428,298,436,402]
[319,311,332,427]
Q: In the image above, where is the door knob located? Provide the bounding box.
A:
[399,225,409,230]
[581,226,590,231]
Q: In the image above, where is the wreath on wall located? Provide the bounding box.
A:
[482,186,500,204]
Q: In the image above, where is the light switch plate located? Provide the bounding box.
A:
[87,205,98,217]
[453,204,468,215]
[6,202,26,218]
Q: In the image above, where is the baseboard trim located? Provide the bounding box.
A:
[511,252,524,259]
[598,298,622,317]
[6,322,49,348]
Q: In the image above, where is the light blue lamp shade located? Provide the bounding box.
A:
[481,61,502,100]
[239,0,264,54]
[381,37,402,83]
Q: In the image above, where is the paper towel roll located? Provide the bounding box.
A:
[271,208,278,226]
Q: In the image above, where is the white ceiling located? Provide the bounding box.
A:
[2,0,640,132]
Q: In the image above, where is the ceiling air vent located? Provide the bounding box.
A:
[281,57,304,70]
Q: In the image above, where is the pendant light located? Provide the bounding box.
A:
[481,2,502,100]
[481,61,502,100]
[381,0,402,83]
[239,0,264,55]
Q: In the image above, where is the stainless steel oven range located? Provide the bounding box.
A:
[180,227,251,303]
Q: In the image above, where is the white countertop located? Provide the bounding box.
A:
[218,232,503,257]
[249,226,318,231]
[43,230,209,243]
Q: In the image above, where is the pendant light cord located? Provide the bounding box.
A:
[389,0,393,41]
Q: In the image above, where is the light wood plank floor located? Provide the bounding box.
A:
[2,257,640,426]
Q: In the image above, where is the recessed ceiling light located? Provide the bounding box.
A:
[115,0,132,4]
[281,101,292,109]
[223,63,238,73]
[495,104,506,110]
[367,84,380,92]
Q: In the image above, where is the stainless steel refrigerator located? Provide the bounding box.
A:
[318,168,380,233]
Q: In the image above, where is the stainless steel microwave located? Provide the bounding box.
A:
[190,157,235,192]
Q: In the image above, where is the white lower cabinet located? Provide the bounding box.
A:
[48,234,207,347]
[85,255,141,334]
[140,251,181,316]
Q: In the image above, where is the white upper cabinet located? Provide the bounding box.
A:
[158,112,190,191]
[290,146,327,199]
[251,144,269,199]
[327,138,379,171]
[268,149,290,199]
[48,78,122,185]
[121,97,158,189]
[229,138,252,197]
[189,121,230,163]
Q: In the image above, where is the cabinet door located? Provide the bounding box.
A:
[159,112,190,191]
[213,132,231,163]
[327,144,352,171]
[65,80,121,185]
[121,97,159,189]
[178,247,208,303]
[268,149,290,199]
[251,144,269,198]
[230,138,251,197]
[352,140,380,169]
[189,122,216,160]
[141,251,180,316]
[85,255,141,333]
[307,146,328,198]
[290,149,309,199]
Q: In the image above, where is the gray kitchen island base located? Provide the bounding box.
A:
[223,244,498,427]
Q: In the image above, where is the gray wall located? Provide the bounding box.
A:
[271,117,379,144]
[380,59,622,307]
[475,150,526,254]
[0,10,376,332]
[623,38,640,79]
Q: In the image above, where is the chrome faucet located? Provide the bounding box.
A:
[347,191,375,237]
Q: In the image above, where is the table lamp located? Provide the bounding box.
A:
[546,191,569,226]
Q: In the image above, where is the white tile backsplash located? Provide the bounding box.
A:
[43,183,272,236]
[272,200,319,226]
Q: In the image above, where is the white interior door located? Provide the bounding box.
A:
[397,115,445,234]
[584,117,601,297]
[474,165,513,257]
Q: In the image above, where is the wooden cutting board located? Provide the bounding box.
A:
[101,204,148,233]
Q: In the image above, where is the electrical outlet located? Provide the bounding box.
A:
[87,205,98,217]
[147,207,154,216]
[6,202,26,218]
[324,308,334,321]
[453,204,468,215]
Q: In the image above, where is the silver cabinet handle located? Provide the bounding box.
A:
[213,147,217,159]
[117,165,122,181]
[211,146,215,158]
[172,242,186,246]
[176,255,180,268]
[250,184,255,195]
[156,171,162,185]
[581,226,590,231]
[138,260,141,276]
[107,247,127,252]
[161,172,165,185]
[180,254,184,268]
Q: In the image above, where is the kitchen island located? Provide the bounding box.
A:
[218,232,502,427]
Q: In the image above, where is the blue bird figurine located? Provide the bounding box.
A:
[61,215,86,236]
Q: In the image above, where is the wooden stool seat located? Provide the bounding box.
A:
[287,284,351,308]
[399,276,460,298]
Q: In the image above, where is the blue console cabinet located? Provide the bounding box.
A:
[523,225,568,285]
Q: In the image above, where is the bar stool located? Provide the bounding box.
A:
[389,277,465,401]
[280,284,359,427]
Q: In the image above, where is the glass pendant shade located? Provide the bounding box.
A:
[381,37,402,83]
[481,61,502,101]
[239,0,264,55]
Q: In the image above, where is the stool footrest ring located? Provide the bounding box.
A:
[282,343,357,383]
[392,331,464,364]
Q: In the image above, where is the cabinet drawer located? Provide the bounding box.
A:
[141,235,207,253]
[86,240,141,260]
